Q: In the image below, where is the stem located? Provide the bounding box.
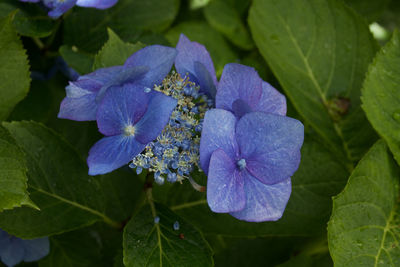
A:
[32,37,45,50]
[103,216,124,229]
[301,237,329,257]
[188,175,206,192]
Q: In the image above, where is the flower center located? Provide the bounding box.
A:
[237,159,246,170]
[124,125,136,136]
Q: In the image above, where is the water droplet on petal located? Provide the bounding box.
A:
[144,87,151,93]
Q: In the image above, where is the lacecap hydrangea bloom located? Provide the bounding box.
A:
[0,229,49,267]
[58,34,304,222]
[20,0,118,18]
[200,63,304,222]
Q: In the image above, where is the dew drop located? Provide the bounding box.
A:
[392,110,400,123]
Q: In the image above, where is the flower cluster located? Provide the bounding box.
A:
[130,72,212,184]
[20,0,117,18]
[58,34,304,223]
[200,63,304,222]
[0,229,49,267]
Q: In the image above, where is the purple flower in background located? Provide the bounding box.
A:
[20,0,118,18]
[216,63,286,118]
[0,229,49,267]
[175,34,218,99]
[87,85,177,175]
[200,109,304,222]
[58,45,177,121]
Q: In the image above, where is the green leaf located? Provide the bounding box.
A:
[165,21,237,76]
[93,29,145,70]
[0,13,30,120]
[39,228,103,267]
[362,31,400,166]
[343,0,391,22]
[328,140,400,266]
[0,0,54,38]
[64,0,180,52]
[0,126,36,211]
[0,121,119,238]
[59,45,94,75]
[123,202,213,267]
[160,137,348,237]
[248,0,378,164]
[99,169,145,222]
[277,253,332,267]
[212,236,309,267]
[203,0,253,50]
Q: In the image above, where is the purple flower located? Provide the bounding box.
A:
[0,229,49,267]
[216,63,286,119]
[20,0,118,18]
[175,34,218,99]
[58,45,177,121]
[87,85,177,175]
[200,109,304,222]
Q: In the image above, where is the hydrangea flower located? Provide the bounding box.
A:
[87,85,177,175]
[216,63,286,118]
[175,34,218,99]
[20,0,118,18]
[130,72,212,184]
[0,229,49,267]
[58,45,177,121]
[200,109,304,222]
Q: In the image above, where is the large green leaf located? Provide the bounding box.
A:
[362,31,400,166]
[158,138,348,237]
[0,0,54,38]
[0,126,36,211]
[93,29,145,70]
[328,140,400,266]
[123,202,213,267]
[165,21,237,76]
[0,13,30,120]
[203,0,253,50]
[39,228,103,267]
[343,0,391,22]
[0,122,118,238]
[64,0,180,52]
[248,0,378,164]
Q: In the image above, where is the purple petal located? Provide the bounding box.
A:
[87,135,146,175]
[46,0,77,18]
[207,149,245,213]
[124,45,177,88]
[58,93,97,121]
[230,174,291,222]
[76,0,118,9]
[79,66,125,88]
[216,63,262,117]
[193,61,217,98]
[199,109,238,174]
[256,82,287,116]
[175,34,217,93]
[21,237,50,262]
[236,112,304,185]
[0,238,25,267]
[232,99,252,119]
[134,92,177,144]
[96,84,150,136]
[96,66,149,102]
